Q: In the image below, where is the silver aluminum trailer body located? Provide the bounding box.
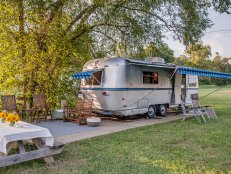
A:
[80,57,198,116]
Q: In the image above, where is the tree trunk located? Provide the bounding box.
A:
[18,0,30,108]
[18,0,26,58]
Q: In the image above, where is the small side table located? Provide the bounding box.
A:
[52,109,64,120]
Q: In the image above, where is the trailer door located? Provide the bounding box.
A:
[185,75,199,105]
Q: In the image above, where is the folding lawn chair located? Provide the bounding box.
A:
[204,107,218,121]
[181,94,207,123]
[190,93,207,123]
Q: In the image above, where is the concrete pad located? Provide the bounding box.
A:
[54,113,183,144]
[38,121,96,137]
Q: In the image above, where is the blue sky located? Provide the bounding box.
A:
[165,9,231,58]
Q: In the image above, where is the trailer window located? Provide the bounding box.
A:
[188,75,197,87]
[143,71,158,84]
[189,83,196,87]
[85,70,102,85]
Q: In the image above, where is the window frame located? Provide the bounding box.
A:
[143,71,159,84]
[85,70,103,86]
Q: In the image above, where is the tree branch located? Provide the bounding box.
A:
[46,0,66,24]
[63,4,99,36]
[63,0,129,37]
[70,23,129,42]
[18,0,26,58]
[120,6,173,31]
[93,30,118,44]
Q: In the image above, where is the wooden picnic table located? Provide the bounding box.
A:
[0,121,64,167]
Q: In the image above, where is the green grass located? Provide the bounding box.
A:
[199,85,231,89]
[1,87,231,174]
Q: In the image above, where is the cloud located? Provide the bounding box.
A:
[163,37,185,56]
[165,9,231,58]
[203,32,231,57]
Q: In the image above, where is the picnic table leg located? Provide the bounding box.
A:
[17,140,26,153]
[32,138,55,165]
[0,140,63,168]
[7,142,18,155]
[0,141,17,158]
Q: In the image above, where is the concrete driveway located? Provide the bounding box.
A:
[42,113,183,144]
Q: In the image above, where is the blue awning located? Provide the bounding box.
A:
[177,66,231,79]
[73,70,97,79]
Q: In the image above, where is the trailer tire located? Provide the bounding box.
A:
[146,105,157,118]
[158,104,167,116]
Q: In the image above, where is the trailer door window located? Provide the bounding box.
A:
[188,75,197,87]
[143,71,158,84]
[85,70,102,85]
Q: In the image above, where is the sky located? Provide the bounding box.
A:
[165,9,231,58]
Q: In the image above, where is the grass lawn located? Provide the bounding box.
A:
[1,86,231,174]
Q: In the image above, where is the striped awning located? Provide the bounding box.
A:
[177,66,231,79]
[73,70,97,79]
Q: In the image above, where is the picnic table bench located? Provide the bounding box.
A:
[0,121,64,167]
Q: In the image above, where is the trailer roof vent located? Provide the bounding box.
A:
[145,57,165,64]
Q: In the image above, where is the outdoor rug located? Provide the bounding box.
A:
[38,120,96,137]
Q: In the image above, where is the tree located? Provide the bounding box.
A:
[212,52,223,70]
[174,43,212,85]
[180,43,212,84]
[212,52,231,86]
[174,46,231,86]
[174,55,189,66]
[0,0,230,107]
[186,43,212,69]
[175,43,212,68]
[130,42,174,63]
[144,43,174,63]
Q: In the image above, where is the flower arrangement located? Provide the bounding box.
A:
[0,112,7,123]
[5,113,20,126]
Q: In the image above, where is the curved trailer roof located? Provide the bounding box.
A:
[126,58,176,69]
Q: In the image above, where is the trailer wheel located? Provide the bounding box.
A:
[158,104,167,116]
[147,105,157,118]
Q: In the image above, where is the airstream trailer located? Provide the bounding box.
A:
[74,57,198,117]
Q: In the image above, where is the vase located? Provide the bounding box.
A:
[1,118,5,123]
[10,122,15,127]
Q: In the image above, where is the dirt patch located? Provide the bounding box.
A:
[220,90,231,94]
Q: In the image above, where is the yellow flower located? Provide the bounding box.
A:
[6,116,11,122]
[11,115,16,122]
[5,113,20,123]
[0,112,7,119]
[15,116,20,122]
[7,113,13,117]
